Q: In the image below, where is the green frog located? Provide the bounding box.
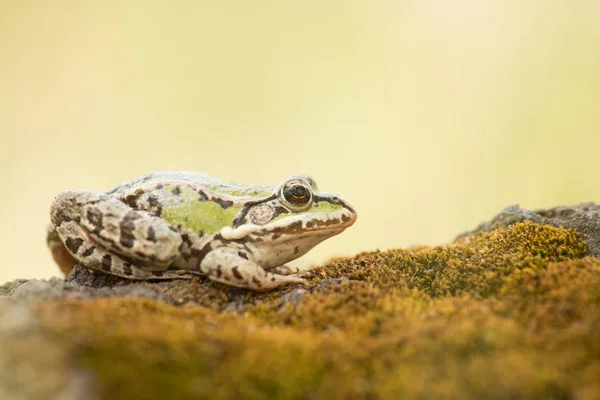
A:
[47,171,357,291]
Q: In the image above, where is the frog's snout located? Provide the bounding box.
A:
[335,197,357,227]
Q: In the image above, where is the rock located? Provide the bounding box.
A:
[11,278,68,301]
[0,279,28,296]
[459,202,600,257]
[315,276,350,290]
[51,263,320,311]
[0,300,78,400]
[7,272,165,304]
[93,284,165,302]
[278,288,307,311]
[1,220,600,399]
[65,264,126,288]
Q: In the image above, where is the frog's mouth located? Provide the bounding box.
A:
[277,194,357,232]
[220,208,356,241]
[264,208,357,237]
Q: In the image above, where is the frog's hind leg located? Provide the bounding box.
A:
[52,216,198,280]
[50,190,183,271]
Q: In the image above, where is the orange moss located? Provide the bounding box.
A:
[31,222,600,400]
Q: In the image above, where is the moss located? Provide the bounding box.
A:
[306,221,587,298]
[31,222,600,399]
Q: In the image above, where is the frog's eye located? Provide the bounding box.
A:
[279,179,313,211]
[290,174,318,190]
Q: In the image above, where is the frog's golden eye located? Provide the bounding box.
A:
[279,179,313,211]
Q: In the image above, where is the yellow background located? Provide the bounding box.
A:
[1,1,599,283]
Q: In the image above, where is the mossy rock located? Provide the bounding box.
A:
[2,221,600,400]
[459,202,600,257]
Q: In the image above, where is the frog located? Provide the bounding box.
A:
[46,171,357,291]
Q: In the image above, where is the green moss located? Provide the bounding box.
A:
[32,222,600,399]
[312,221,587,298]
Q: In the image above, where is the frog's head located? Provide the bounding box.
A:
[222,175,357,268]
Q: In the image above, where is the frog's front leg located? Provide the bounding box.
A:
[200,247,306,291]
[50,190,182,271]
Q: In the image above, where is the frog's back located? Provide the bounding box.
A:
[106,170,274,199]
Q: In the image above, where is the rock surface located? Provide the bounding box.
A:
[459,202,600,257]
[1,218,600,400]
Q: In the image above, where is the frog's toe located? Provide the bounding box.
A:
[295,271,314,280]
[271,265,301,276]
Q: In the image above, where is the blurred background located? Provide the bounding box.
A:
[1,1,599,283]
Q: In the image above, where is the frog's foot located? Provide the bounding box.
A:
[50,190,182,270]
[201,248,307,292]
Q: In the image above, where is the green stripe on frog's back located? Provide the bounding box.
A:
[160,185,243,235]
[108,171,273,199]
[201,183,273,198]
